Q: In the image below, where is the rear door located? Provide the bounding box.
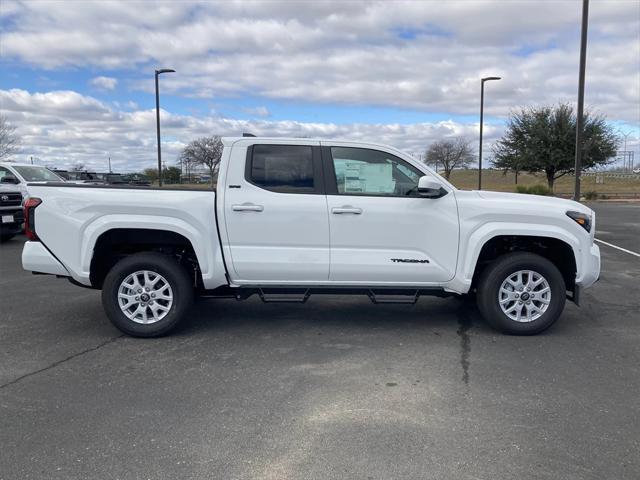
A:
[322,144,459,284]
[222,141,330,283]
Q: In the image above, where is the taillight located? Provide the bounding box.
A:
[24,197,42,241]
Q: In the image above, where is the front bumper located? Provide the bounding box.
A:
[0,208,24,235]
[576,243,600,289]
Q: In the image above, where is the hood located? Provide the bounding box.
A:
[474,190,592,215]
[0,184,22,193]
[0,182,27,197]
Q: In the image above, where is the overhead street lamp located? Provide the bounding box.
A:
[155,68,175,187]
[573,0,589,201]
[478,76,501,190]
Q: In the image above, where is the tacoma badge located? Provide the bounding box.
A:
[391,258,430,263]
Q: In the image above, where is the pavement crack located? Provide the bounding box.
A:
[0,335,124,390]
[456,309,473,387]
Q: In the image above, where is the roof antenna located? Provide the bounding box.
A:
[242,132,256,137]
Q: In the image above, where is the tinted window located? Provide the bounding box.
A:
[330,147,422,196]
[0,167,11,181]
[12,166,63,182]
[250,145,315,193]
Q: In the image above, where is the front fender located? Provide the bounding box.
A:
[459,222,581,284]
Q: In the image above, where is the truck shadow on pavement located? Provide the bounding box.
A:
[181,295,486,336]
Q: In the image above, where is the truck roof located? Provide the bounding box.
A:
[220,136,403,152]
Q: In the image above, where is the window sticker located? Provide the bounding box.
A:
[334,159,395,194]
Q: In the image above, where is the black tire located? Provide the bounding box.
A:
[101,252,194,337]
[1,233,16,243]
[477,252,566,335]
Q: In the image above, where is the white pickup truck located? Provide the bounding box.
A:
[21,137,600,337]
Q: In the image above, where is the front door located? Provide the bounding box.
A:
[323,144,459,284]
[223,142,330,283]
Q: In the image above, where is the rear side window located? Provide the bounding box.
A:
[248,145,317,193]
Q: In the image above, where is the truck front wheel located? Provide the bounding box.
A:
[477,252,566,335]
[101,252,194,337]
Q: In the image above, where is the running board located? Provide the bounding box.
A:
[200,285,452,303]
[258,288,311,303]
[367,289,419,304]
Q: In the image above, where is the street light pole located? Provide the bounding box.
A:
[573,0,589,201]
[478,76,501,190]
[155,68,175,187]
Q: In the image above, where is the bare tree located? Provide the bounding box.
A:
[424,137,474,179]
[180,136,223,186]
[72,162,86,171]
[0,115,20,160]
[178,150,198,183]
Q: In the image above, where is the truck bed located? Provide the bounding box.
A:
[24,183,222,288]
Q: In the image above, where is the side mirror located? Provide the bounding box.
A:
[418,176,444,198]
[1,175,19,184]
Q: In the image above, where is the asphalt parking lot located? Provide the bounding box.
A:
[1,203,638,480]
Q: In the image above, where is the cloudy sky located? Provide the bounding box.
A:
[1,0,639,172]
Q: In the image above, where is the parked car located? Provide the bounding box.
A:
[121,173,151,186]
[95,173,128,185]
[60,170,105,185]
[0,163,65,197]
[21,137,600,337]
[0,184,23,242]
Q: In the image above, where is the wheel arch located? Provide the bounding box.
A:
[89,227,203,289]
[469,234,578,294]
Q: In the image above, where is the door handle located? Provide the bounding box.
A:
[332,206,362,215]
[232,203,264,212]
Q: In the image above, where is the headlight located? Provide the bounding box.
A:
[566,210,592,232]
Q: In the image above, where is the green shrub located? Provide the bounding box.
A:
[584,191,599,200]
[529,184,552,196]
[515,184,552,196]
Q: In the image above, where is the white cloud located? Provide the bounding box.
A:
[242,106,271,118]
[0,1,638,169]
[89,76,118,90]
[1,0,637,122]
[1,88,501,172]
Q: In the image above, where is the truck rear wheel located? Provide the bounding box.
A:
[477,252,566,335]
[101,252,194,337]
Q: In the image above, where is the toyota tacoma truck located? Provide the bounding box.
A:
[21,137,600,337]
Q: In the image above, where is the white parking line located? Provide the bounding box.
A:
[595,238,640,258]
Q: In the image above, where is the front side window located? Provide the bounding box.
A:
[330,147,422,196]
[249,145,316,193]
[0,167,11,181]
[12,166,63,182]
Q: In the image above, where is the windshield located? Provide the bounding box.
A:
[13,166,64,182]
